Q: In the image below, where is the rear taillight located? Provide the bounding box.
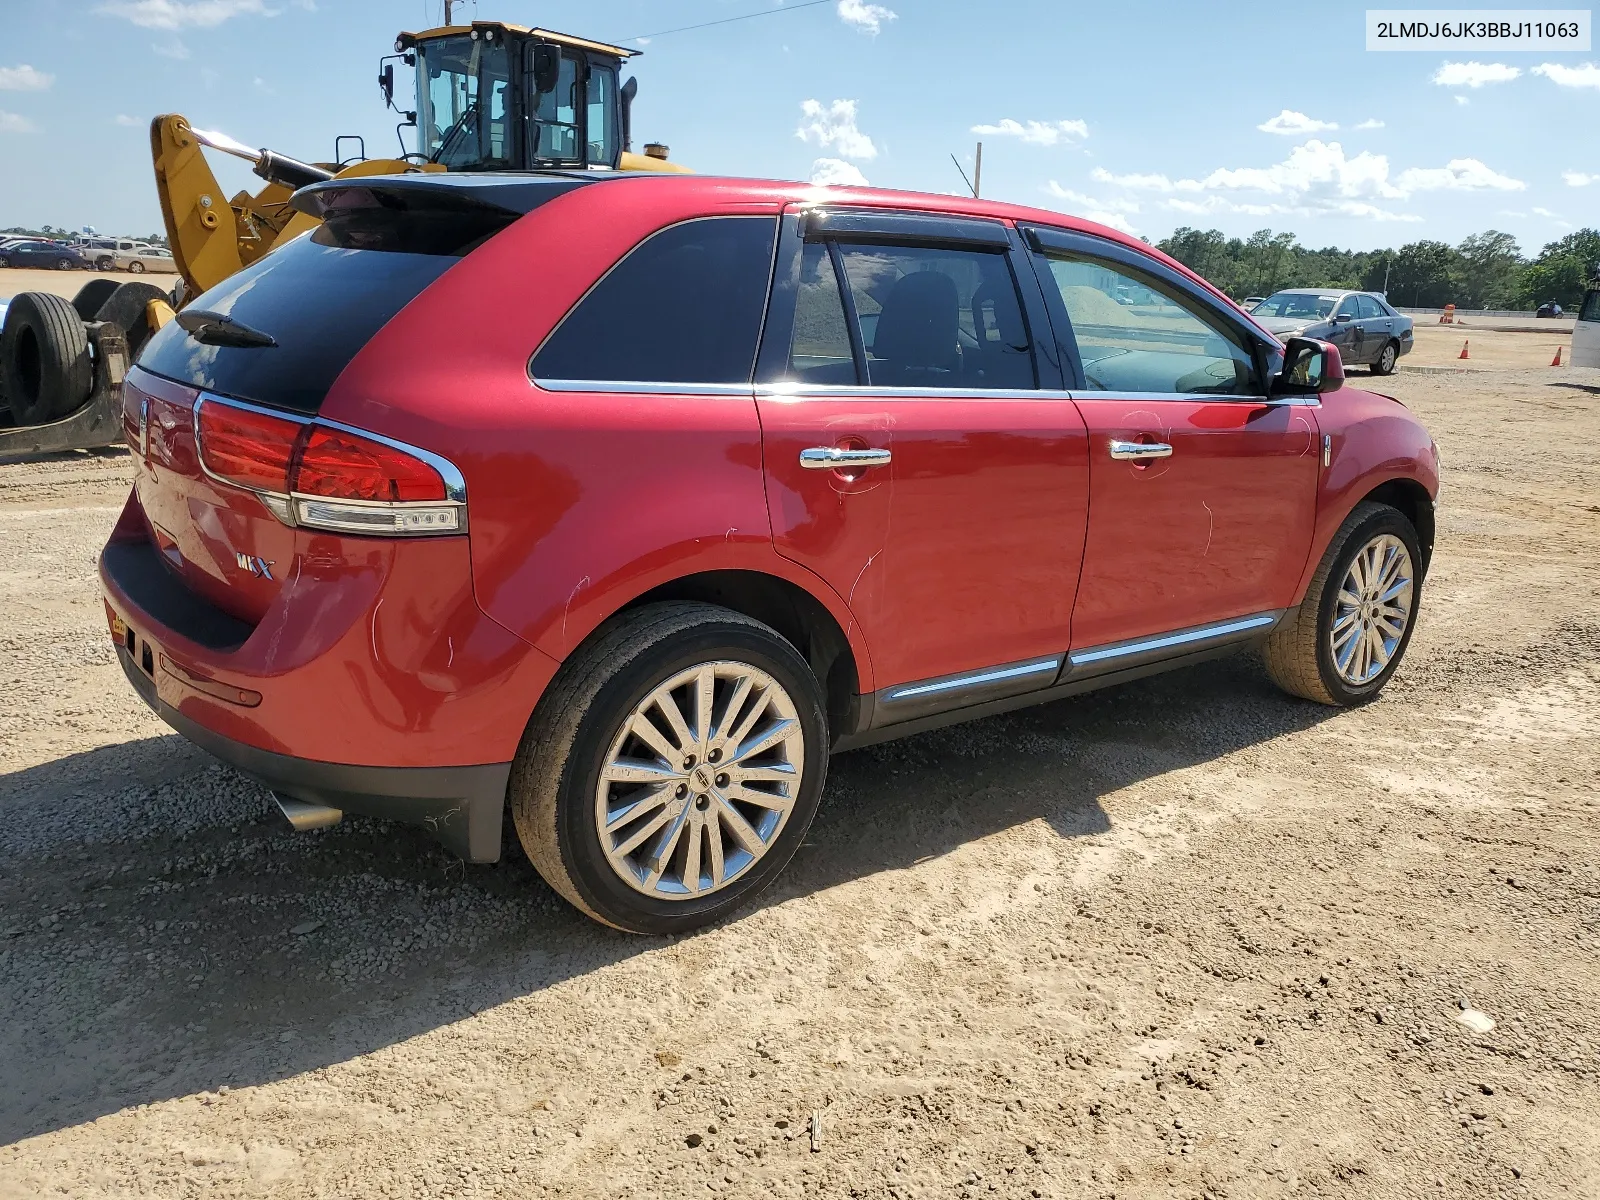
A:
[194,396,465,537]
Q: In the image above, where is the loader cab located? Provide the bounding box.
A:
[394,23,635,172]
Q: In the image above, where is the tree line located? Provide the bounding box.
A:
[1156,226,1599,311]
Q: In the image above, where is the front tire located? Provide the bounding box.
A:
[509,602,829,934]
[1372,340,1398,375]
[1262,502,1422,706]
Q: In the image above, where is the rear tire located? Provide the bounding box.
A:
[55,257,75,271]
[1372,340,1399,375]
[509,602,828,934]
[128,260,146,274]
[0,292,94,426]
[1261,502,1422,706]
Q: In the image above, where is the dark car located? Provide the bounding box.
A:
[1252,289,1413,375]
[102,172,1439,933]
[0,239,89,270]
[1536,301,1564,318]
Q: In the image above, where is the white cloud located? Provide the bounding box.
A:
[1533,61,1600,88]
[114,114,140,126]
[1257,110,1337,136]
[971,118,1087,146]
[1395,158,1525,192]
[810,158,869,187]
[1454,94,1470,105]
[94,0,273,30]
[1432,61,1521,87]
[1091,167,1176,192]
[796,98,876,160]
[1354,118,1385,130]
[152,38,191,58]
[837,0,896,35]
[0,111,38,133]
[1043,181,1137,233]
[1564,171,1595,187]
[0,65,53,91]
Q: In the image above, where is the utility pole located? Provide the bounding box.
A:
[973,142,982,199]
[1382,254,1391,298]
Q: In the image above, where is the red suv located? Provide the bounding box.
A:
[102,173,1439,933]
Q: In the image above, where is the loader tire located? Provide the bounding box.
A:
[72,278,121,322]
[89,281,169,357]
[0,292,94,426]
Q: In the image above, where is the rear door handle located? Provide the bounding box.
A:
[800,446,891,469]
[1109,439,1173,461]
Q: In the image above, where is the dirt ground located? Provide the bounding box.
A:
[0,267,179,302]
[2,357,1598,1200]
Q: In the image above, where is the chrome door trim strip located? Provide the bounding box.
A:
[757,384,1074,401]
[884,655,1063,702]
[1069,613,1278,668]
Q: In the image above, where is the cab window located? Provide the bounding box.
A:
[1040,254,1260,395]
[532,53,581,162]
[586,63,618,166]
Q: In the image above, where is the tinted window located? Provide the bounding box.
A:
[137,233,457,414]
[1357,294,1384,319]
[833,242,1035,390]
[787,242,857,385]
[1580,289,1600,323]
[1042,254,1259,395]
[1334,295,1361,319]
[532,217,778,385]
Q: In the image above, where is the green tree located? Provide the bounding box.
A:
[1516,228,1600,310]
[1455,230,1524,309]
[1384,241,1458,308]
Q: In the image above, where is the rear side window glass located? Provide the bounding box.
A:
[787,242,857,385]
[1581,289,1600,323]
[1357,294,1383,319]
[532,216,778,385]
[833,242,1035,390]
[1041,254,1260,395]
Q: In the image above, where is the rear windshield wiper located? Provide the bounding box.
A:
[175,310,278,349]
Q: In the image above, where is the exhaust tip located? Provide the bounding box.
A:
[272,791,343,831]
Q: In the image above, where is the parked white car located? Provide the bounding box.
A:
[118,245,177,274]
[1574,281,1600,368]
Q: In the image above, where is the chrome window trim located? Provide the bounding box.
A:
[526,213,781,388]
[1068,613,1278,668]
[758,383,1072,402]
[883,656,1063,702]
[535,379,756,396]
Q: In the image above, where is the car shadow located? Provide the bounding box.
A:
[0,650,1336,1144]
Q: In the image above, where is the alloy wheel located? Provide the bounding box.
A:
[1330,533,1414,686]
[1379,343,1397,373]
[594,660,805,900]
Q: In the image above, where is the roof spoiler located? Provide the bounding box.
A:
[291,174,597,221]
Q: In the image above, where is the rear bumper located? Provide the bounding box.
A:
[116,643,510,860]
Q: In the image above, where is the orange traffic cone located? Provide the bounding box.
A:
[1459,340,1470,360]
[1551,345,1564,367]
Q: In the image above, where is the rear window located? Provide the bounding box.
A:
[135,181,579,414]
[531,216,778,386]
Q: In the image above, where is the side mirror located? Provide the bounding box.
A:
[379,63,395,110]
[1333,312,1352,324]
[1273,336,1344,395]
[532,44,561,94]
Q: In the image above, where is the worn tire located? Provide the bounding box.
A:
[1372,340,1399,376]
[0,291,93,425]
[509,602,828,934]
[1261,502,1423,706]
[71,277,122,322]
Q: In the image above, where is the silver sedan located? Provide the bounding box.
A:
[1252,290,1413,375]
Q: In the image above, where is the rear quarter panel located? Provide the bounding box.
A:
[1295,385,1439,603]
[322,179,877,688]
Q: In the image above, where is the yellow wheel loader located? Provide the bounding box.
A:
[0,20,685,458]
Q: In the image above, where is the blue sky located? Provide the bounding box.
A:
[1,0,1595,251]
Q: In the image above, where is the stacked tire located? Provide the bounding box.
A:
[0,292,93,426]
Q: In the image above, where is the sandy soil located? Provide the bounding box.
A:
[2,363,1598,1199]
[0,267,179,303]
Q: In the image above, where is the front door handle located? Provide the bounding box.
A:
[800,446,891,469]
[1109,439,1173,461]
